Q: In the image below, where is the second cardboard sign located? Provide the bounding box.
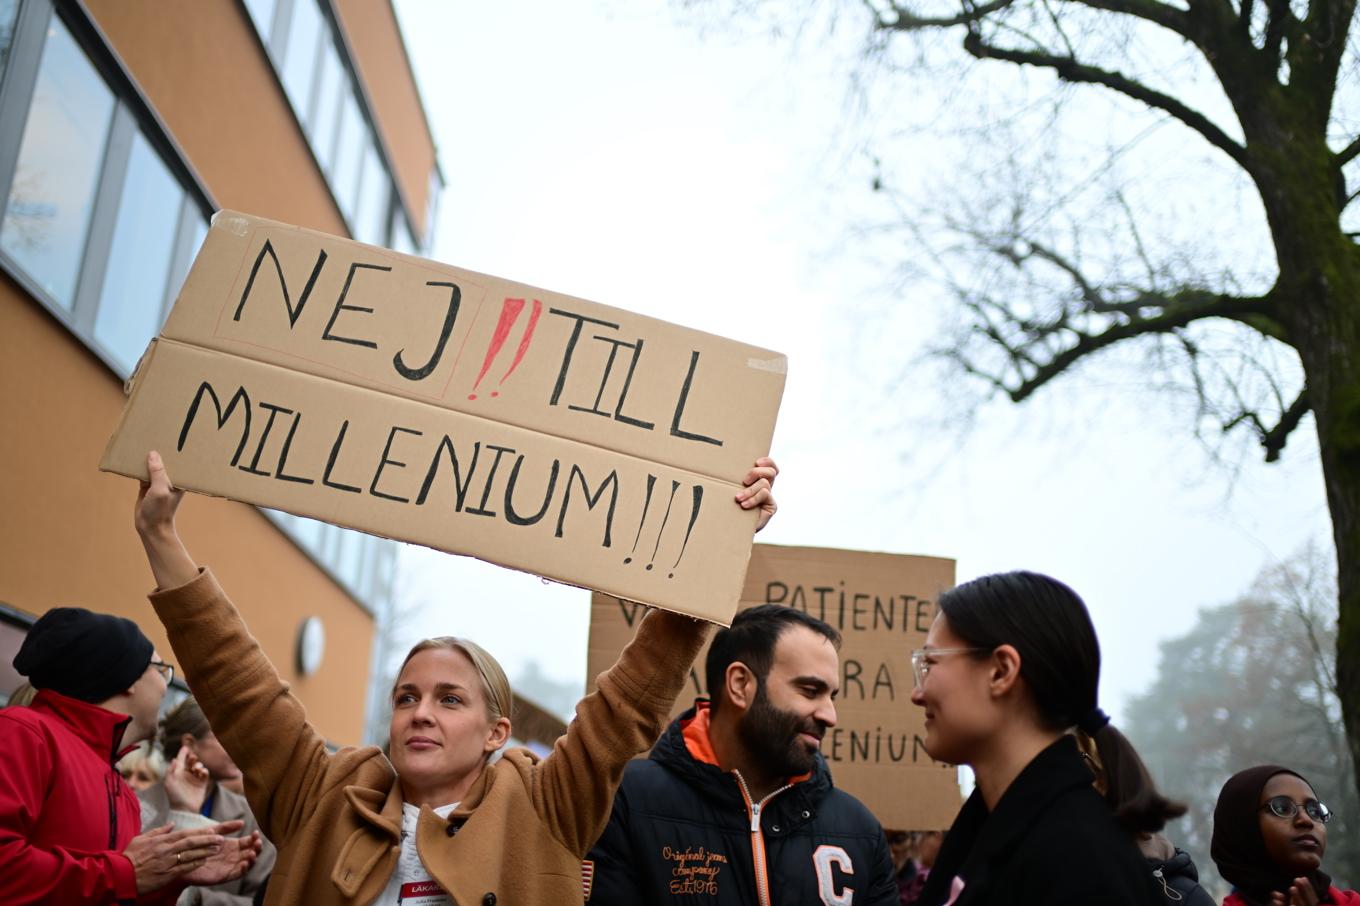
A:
[588,543,962,831]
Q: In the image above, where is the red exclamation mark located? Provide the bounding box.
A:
[469,298,525,400]
[495,299,542,393]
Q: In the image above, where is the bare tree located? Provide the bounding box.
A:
[689,0,1360,793]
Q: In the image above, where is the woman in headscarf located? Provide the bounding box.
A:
[1212,765,1357,906]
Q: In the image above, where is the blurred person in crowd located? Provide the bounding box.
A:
[1139,832,1215,905]
[120,740,168,791]
[0,605,261,904]
[910,571,1182,905]
[5,681,36,708]
[586,604,898,905]
[898,831,943,905]
[140,697,276,905]
[1212,765,1358,906]
[131,451,777,906]
[888,829,918,901]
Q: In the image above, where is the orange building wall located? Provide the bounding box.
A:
[2,0,439,742]
[83,0,347,236]
[333,0,439,237]
[84,0,438,241]
[0,275,374,743]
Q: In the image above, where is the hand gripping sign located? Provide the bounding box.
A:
[101,211,786,623]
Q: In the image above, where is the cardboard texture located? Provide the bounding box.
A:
[588,544,961,830]
[101,211,786,622]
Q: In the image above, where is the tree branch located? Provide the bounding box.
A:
[872,0,1020,29]
[962,290,1274,402]
[1262,0,1296,63]
[961,33,1253,170]
[1068,0,1196,40]
[1223,389,1311,461]
[1337,134,1360,167]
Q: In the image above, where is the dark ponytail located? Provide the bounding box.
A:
[1088,722,1185,833]
[939,571,1184,834]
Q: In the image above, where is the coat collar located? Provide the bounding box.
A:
[30,688,133,764]
[343,781,403,841]
[654,700,831,806]
[342,756,498,841]
[925,735,1096,902]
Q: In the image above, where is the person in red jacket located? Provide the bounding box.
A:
[1212,764,1359,906]
[0,606,261,904]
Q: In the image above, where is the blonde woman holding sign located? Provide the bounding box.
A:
[131,450,777,906]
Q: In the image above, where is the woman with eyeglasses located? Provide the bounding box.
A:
[1211,765,1358,906]
[908,571,1184,906]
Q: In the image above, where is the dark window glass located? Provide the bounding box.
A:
[0,17,114,309]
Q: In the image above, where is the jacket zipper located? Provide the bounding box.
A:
[733,771,794,906]
[106,717,130,849]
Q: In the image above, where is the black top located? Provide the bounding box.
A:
[920,736,1160,906]
[586,701,898,905]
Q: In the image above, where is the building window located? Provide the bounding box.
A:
[0,0,20,82]
[92,130,186,374]
[279,0,321,130]
[0,0,397,618]
[0,14,113,310]
[241,0,277,43]
[390,204,415,256]
[307,36,342,175]
[353,140,388,246]
[244,0,435,252]
[425,166,442,254]
[330,87,363,220]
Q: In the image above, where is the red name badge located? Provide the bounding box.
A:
[399,880,451,905]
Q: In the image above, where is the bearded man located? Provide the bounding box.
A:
[586,605,897,906]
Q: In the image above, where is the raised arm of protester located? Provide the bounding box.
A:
[132,450,776,906]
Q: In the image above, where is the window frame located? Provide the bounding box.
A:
[0,0,396,617]
[0,0,215,378]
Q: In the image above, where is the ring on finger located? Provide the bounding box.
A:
[175,851,182,863]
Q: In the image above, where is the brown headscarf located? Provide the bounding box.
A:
[1210,765,1332,905]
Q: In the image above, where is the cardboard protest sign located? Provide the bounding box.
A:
[588,544,961,830]
[101,211,786,622]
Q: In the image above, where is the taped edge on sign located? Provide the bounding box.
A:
[212,211,251,236]
[746,357,788,374]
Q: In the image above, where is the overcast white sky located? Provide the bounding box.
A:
[390,0,1332,724]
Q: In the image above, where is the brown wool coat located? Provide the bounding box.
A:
[148,570,708,906]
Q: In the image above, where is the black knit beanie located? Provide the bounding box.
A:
[13,607,155,703]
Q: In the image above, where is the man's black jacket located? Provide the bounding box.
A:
[586,701,898,906]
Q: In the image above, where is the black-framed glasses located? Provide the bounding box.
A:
[1261,795,1332,824]
[149,659,175,686]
